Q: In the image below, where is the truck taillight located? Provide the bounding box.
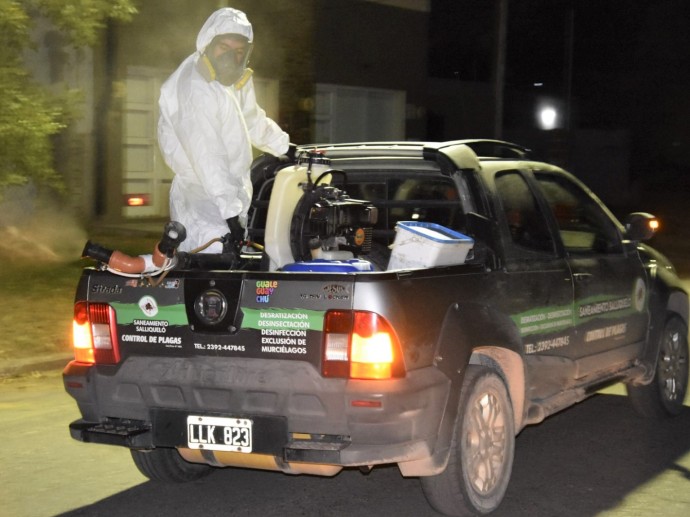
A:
[322,310,404,380]
[72,302,120,365]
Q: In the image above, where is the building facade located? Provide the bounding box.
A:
[32,0,504,223]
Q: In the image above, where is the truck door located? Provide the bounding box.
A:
[493,170,576,396]
[534,172,649,379]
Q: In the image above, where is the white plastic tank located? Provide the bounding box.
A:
[264,152,332,270]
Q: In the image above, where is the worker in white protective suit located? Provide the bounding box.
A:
[158,7,290,253]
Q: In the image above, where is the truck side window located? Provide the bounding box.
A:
[495,171,554,253]
[535,173,622,254]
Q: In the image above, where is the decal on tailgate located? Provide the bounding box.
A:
[111,300,188,350]
[242,308,325,331]
[111,300,189,325]
[241,308,325,356]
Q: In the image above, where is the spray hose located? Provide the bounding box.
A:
[81,222,267,277]
[81,221,186,281]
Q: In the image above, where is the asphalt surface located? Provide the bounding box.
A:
[3,371,690,517]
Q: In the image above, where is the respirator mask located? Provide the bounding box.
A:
[204,35,252,86]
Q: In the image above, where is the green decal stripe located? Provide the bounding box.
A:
[574,293,636,324]
[242,308,325,331]
[511,291,642,337]
[511,304,574,337]
[110,302,188,325]
[575,307,637,324]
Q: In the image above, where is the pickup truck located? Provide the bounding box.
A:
[64,140,689,516]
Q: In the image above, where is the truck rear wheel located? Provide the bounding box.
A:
[131,448,214,483]
[627,315,688,418]
[421,365,515,516]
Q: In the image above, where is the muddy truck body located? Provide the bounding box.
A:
[64,141,689,516]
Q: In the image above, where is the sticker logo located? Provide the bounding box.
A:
[139,295,158,317]
[256,280,278,303]
[354,228,366,246]
[323,284,350,300]
[91,283,123,294]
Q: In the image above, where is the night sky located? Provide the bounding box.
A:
[430,0,690,177]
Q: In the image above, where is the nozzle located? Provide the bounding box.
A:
[82,240,148,273]
[158,221,187,257]
[82,240,114,264]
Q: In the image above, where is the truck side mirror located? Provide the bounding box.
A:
[624,212,659,242]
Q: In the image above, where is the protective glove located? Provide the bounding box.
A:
[226,216,245,244]
[278,143,297,164]
[286,143,297,161]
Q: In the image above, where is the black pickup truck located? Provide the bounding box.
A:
[64,140,689,516]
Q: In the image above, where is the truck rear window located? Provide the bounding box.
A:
[337,177,462,242]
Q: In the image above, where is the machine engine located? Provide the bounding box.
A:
[261,150,379,270]
[290,182,378,262]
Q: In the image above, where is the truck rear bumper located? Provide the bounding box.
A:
[64,356,450,471]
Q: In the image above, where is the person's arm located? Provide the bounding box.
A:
[238,76,289,156]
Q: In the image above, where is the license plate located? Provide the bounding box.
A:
[187,415,253,453]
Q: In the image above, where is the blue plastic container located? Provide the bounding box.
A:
[282,259,373,272]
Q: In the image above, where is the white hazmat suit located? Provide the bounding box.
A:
[158,8,289,253]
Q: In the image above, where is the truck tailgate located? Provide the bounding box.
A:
[80,269,357,369]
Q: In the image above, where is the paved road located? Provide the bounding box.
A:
[2,372,690,517]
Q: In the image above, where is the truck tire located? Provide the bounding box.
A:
[627,315,689,418]
[421,365,515,516]
[131,448,214,483]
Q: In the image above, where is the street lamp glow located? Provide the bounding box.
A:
[539,106,558,130]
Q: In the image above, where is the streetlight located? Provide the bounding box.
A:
[538,105,559,130]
